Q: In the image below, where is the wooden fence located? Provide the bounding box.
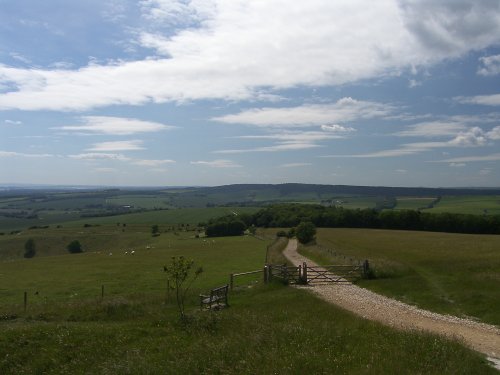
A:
[229,269,265,290]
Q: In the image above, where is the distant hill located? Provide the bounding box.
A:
[191,183,500,197]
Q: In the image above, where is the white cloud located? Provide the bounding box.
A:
[140,0,214,25]
[86,140,144,152]
[449,163,466,167]
[9,52,31,64]
[447,127,487,147]
[2,1,500,111]
[395,169,407,173]
[215,142,321,154]
[479,168,492,176]
[4,119,22,125]
[487,126,500,140]
[220,130,339,154]
[396,121,467,137]
[68,153,130,161]
[456,94,500,106]
[477,54,500,76]
[214,98,393,127]
[322,148,421,159]
[321,124,356,133]
[56,116,173,135]
[234,131,343,143]
[190,159,241,168]
[279,163,312,168]
[323,127,490,159]
[94,167,119,173]
[408,79,421,88]
[399,0,500,57]
[132,159,175,166]
[434,153,500,163]
[0,151,53,158]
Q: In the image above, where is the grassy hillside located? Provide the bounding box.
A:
[0,231,266,304]
[2,286,495,374]
[301,228,500,326]
[0,232,496,374]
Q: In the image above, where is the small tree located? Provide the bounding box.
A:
[295,221,316,244]
[164,256,203,320]
[24,238,36,258]
[67,240,83,254]
[151,224,160,236]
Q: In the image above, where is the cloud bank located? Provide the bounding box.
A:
[1,0,500,111]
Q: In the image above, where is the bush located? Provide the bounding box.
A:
[295,221,316,244]
[24,239,36,258]
[67,240,83,254]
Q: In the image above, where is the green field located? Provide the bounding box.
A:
[395,197,437,210]
[0,227,496,373]
[0,206,259,233]
[0,232,266,305]
[302,228,500,326]
[426,195,500,215]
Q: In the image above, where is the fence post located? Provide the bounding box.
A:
[302,262,308,284]
[166,280,170,303]
[268,265,273,282]
[24,291,27,312]
[230,273,234,290]
[101,284,104,299]
[363,260,370,278]
[263,266,268,284]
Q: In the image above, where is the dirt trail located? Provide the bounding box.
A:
[283,239,500,367]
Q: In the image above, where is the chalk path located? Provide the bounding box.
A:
[283,239,500,368]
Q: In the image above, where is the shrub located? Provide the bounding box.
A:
[67,240,83,254]
[24,239,36,258]
[295,221,316,244]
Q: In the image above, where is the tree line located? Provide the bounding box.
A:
[251,204,500,235]
[204,204,500,236]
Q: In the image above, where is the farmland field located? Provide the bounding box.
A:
[395,197,437,210]
[0,206,259,232]
[426,195,500,215]
[302,228,500,326]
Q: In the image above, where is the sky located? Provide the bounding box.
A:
[1,0,500,188]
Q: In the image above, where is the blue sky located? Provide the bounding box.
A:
[1,0,500,187]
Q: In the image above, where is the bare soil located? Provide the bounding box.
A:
[283,239,500,367]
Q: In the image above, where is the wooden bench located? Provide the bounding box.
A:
[200,284,229,310]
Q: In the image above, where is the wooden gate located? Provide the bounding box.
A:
[266,260,369,285]
[267,264,303,284]
[304,263,363,284]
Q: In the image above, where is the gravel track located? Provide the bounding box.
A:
[283,239,500,367]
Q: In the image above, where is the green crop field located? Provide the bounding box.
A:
[333,196,381,209]
[395,197,437,210]
[427,195,500,215]
[104,195,172,209]
[301,228,500,326]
